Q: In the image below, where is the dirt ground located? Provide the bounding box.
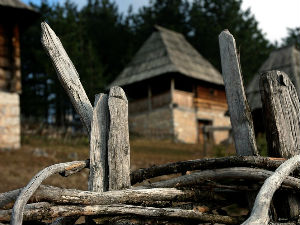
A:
[0,135,235,193]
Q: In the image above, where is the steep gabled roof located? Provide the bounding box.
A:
[0,0,35,11]
[108,26,223,88]
[247,45,300,111]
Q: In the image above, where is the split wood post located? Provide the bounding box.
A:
[88,94,109,192]
[86,94,110,224]
[260,70,300,218]
[108,86,131,190]
[219,30,258,156]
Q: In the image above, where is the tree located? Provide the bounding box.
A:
[282,27,300,48]
[188,0,273,83]
[128,0,190,51]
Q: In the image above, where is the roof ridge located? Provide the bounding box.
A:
[156,27,178,72]
[154,25,185,39]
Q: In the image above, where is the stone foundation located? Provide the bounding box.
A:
[0,91,20,150]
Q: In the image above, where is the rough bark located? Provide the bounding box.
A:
[0,204,241,225]
[219,30,258,156]
[88,94,109,192]
[242,155,300,225]
[131,156,286,184]
[108,87,130,190]
[14,186,196,206]
[145,167,300,189]
[10,161,87,225]
[41,22,92,135]
[0,184,242,209]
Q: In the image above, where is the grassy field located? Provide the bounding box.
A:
[0,135,235,193]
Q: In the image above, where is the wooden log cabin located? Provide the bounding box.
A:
[109,26,231,144]
[0,0,37,149]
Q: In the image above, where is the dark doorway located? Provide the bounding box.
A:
[197,119,213,144]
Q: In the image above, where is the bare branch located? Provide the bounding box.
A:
[1,204,241,224]
[131,156,286,184]
[242,155,300,225]
[11,161,87,225]
[146,167,300,189]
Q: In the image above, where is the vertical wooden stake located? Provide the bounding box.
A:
[260,70,300,217]
[108,86,131,190]
[88,94,109,192]
[219,30,258,156]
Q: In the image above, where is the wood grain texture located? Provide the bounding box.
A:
[242,155,300,225]
[88,94,109,193]
[260,70,300,218]
[10,161,87,225]
[108,87,130,190]
[41,22,93,135]
[0,204,241,225]
[146,167,300,190]
[5,186,196,206]
[219,30,258,156]
[131,156,286,184]
[260,70,300,158]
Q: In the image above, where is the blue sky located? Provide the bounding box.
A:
[23,0,300,44]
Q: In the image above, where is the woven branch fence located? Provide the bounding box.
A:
[1,24,300,225]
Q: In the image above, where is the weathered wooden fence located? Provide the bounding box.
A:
[1,23,300,225]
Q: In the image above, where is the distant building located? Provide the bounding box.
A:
[0,0,38,149]
[109,26,230,144]
[247,45,300,134]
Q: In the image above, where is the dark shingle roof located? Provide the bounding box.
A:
[247,45,300,111]
[108,26,223,87]
[0,0,35,11]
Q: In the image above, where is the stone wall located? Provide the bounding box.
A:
[129,105,173,140]
[173,107,197,143]
[0,91,20,150]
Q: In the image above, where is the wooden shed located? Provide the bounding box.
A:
[109,26,230,144]
[247,45,300,134]
[0,0,38,149]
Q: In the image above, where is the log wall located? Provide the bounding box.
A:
[0,23,21,93]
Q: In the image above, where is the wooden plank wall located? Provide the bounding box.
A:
[195,86,227,109]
